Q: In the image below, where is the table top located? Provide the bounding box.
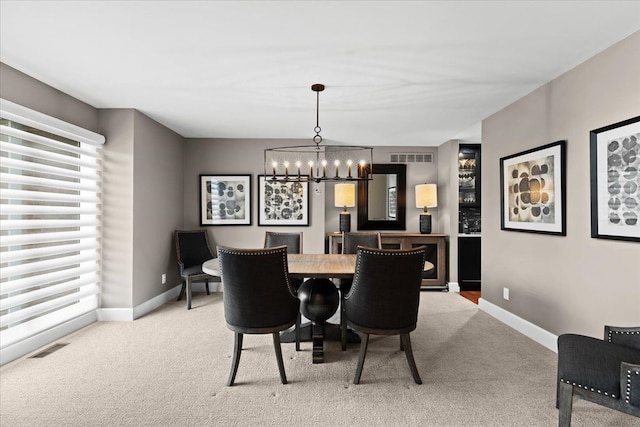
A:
[202,253,434,279]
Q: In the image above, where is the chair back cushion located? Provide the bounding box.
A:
[175,230,214,268]
[218,246,299,332]
[342,232,381,254]
[345,246,425,332]
[264,232,302,254]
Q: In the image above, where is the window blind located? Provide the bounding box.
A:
[0,99,105,351]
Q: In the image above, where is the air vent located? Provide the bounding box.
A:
[389,152,434,164]
[29,343,68,358]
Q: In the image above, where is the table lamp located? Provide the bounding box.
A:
[415,183,437,234]
[334,183,355,232]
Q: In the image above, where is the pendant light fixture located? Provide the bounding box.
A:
[264,84,373,183]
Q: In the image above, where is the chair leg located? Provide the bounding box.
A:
[295,312,301,351]
[558,381,573,427]
[186,277,192,309]
[354,333,370,384]
[401,333,422,385]
[227,332,243,386]
[400,335,404,351]
[340,291,347,351]
[272,332,288,385]
[177,281,186,301]
[205,279,210,295]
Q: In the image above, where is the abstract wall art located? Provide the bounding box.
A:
[590,116,640,242]
[258,176,309,226]
[500,141,566,235]
[200,175,251,225]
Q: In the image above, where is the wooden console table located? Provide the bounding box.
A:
[327,232,448,290]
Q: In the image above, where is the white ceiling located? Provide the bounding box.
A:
[1,1,639,146]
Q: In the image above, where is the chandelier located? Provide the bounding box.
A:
[264,84,373,183]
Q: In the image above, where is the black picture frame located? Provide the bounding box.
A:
[500,141,566,235]
[199,174,251,226]
[590,116,640,242]
[258,176,310,226]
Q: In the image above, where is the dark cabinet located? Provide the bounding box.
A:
[458,144,481,208]
[458,236,481,291]
[458,143,481,292]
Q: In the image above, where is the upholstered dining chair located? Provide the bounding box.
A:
[174,229,217,310]
[339,232,381,350]
[264,231,303,351]
[557,325,640,426]
[217,245,300,386]
[344,246,426,384]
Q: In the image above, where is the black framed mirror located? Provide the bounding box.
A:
[357,163,406,230]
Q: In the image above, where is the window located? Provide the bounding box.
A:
[0,99,105,360]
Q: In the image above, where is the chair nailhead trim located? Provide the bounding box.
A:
[607,329,640,343]
[218,248,294,294]
[626,369,639,404]
[560,378,616,399]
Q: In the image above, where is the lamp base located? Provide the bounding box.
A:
[339,212,351,233]
[419,213,432,234]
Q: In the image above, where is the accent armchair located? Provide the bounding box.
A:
[218,245,300,386]
[344,246,426,384]
[557,325,640,426]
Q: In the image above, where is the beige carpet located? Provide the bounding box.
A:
[1,292,637,426]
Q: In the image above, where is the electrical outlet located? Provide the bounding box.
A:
[503,287,510,300]
[161,273,166,284]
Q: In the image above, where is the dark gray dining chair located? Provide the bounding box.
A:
[557,325,640,425]
[339,232,381,350]
[218,245,300,386]
[264,231,304,351]
[344,246,426,384]
[174,229,217,309]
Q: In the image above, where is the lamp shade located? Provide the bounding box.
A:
[415,184,438,208]
[334,183,356,207]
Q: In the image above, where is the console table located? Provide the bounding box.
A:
[327,232,448,290]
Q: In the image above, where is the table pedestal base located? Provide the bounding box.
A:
[280,322,361,363]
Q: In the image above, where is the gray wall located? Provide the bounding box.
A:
[1,63,186,311]
[183,138,327,254]
[481,31,640,338]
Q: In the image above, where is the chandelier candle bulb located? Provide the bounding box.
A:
[272,161,277,178]
[321,160,327,178]
[347,160,353,178]
[334,160,340,178]
[296,161,301,179]
[308,161,314,178]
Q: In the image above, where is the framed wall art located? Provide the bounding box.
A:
[258,176,310,226]
[590,116,640,242]
[500,140,566,235]
[200,174,251,226]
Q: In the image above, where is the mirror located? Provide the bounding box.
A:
[357,164,406,230]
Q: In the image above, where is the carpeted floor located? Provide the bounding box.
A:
[1,292,637,426]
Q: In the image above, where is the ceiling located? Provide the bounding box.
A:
[1,1,639,147]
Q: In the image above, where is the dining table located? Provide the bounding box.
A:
[202,254,434,364]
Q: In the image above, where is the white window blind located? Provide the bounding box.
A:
[0,99,105,352]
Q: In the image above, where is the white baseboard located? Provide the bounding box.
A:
[448,281,460,292]
[1,311,97,365]
[478,298,558,353]
[97,282,222,321]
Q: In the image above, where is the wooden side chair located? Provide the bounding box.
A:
[339,232,381,350]
[264,231,303,351]
[174,229,217,309]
